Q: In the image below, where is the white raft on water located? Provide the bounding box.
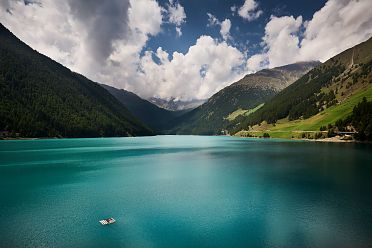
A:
[99,217,116,225]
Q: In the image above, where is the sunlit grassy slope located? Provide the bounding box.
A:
[226,104,264,121]
[237,85,372,138]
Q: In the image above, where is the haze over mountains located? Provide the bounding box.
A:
[101,84,185,132]
[148,97,206,111]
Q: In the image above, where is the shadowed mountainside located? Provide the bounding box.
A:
[0,23,153,138]
[101,84,187,132]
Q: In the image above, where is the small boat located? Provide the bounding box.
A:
[99,217,116,225]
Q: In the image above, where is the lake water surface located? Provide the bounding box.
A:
[0,136,372,248]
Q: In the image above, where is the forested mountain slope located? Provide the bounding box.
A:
[231,37,372,138]
[102,84,184,132]
[0,23,153,138]
[172,61,319,135]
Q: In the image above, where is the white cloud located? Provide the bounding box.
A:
[262,15,302,67]
[167,0,186,37]
[236,0,263,21]
[1,0,371,101]
[207,13,232,41]
[175,26,182,37]
[230,5,237,13]
[0,1,79,68]
[136,36,245,100]
[207,13,219,27]
[246,54,268,72]
[220,19,231,41]
[299,0,372,62]
[0,0,245,101]
[0,0,166,92]
[129,0,163,36]
[247,0,372,71]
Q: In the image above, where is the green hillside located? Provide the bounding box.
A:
[226,104,264,121]
[236,86,372,138]
[0,23,153,138]
[172,61,319,135]
[232,37,372,138]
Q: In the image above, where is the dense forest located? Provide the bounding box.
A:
[0,23,153,138]
[333,97,372,140]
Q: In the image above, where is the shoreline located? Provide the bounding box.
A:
[0,137,40,140]
[233,134,371,143]
[1,135,370,144]
[299,137,355,143]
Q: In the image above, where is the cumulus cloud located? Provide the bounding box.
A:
[220,19,232,41]
[67,0,130,62]
[0,0,245,100]
[167,0,186,37]
[247,0,372,71]
[136,36,245,100]
[0,1,79,67]
[261,15,303,67]
[236,0,263,21]
[0,0,11,12]
[299,0,372,62]
[0,0,163,69]
[246,54,268,72]
[1,0,371,101]
[129,0,163,36]
[207,13,232,41]
[0,0,164,89]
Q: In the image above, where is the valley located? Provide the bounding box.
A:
[1,1,372,247]
[0,22,371,141]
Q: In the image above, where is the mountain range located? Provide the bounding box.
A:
[0,22,371,140]
[170,61,320,135]
[148,97,206,111]
[101,84,185,132]
[230,37,372,139]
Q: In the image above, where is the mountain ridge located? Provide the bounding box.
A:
[148,97,206,111]
[101,84,185,132]
[230,37,372,138]
[170,61,320,135]
[0,23,153,138]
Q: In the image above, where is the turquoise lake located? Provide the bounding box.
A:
[0,136,372,247]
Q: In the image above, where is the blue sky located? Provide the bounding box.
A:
[148,0,327,56]
[0,0,371,100]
